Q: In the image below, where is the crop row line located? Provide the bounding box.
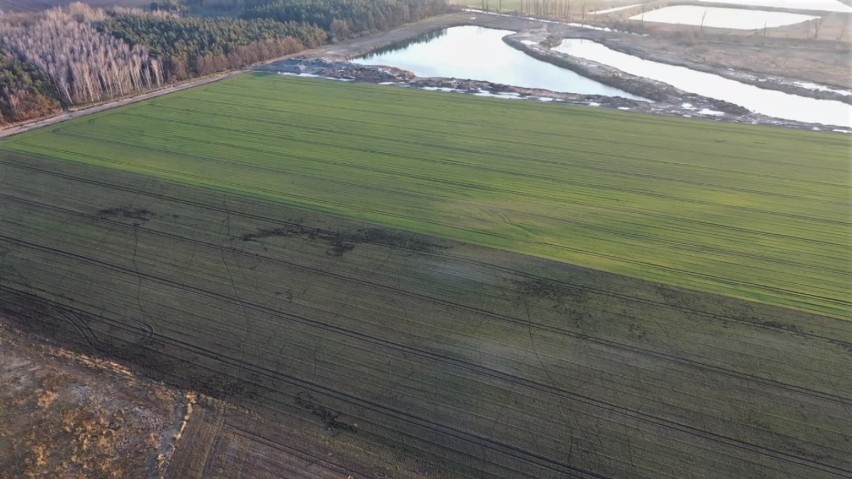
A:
[1,234,848,476]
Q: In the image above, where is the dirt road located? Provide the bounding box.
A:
[0,69,246,139]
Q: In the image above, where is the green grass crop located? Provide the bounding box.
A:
[3,73,849,317]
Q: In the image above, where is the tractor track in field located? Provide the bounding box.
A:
[28,118,852,235]
[66,107,852,258]
[36,110,852,233]
[0,285,844,479]
[140,98,851,204]
[0,286,615,479]
[51,110,852,225]
[154,86,852,180]
[2,281,848,478]
[5,247,850,471]
[12,259,849,464]
[6,144,852,316]
[24,127,852,288]
[0,157,852,330]
[1,190,850,408]
[1,236,850,478]
[224,426,358,478]
[2,156,849,332]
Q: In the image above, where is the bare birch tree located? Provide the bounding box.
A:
[0,3,162,105]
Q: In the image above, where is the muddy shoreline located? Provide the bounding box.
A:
[316,11,851,104]
[560,30,852,105]
[502,32,750,115]
[456,9,852,97]
[260,58,843,131]
[294,11,850,131]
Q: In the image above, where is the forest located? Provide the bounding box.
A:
[0,48,62,125]
[239,0,450,40]
[0,0,448,124]
[101,15,326,79]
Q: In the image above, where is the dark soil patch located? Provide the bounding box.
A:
[97,207,156,222]
[516,277,590,327]
[295,391,357,434]
[240,224,444,256]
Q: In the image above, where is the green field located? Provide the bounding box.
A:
[1,73,850,477]
[3,74,849,317]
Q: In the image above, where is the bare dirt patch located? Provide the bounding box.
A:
[0,321,188,479]
[239,223,447,256]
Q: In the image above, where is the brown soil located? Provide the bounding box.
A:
[0,321,188,479]
[166,395,445,479]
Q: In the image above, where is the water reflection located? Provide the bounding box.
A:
[361,29,448,58]
[353,26,644,99]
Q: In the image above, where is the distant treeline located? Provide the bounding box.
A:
[0,0,448,124]
[100,15,326,79]
[237,0,449,40]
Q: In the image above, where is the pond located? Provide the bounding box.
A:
[352,26,644,99]
[631,6,817,30]
[554,39,852,127]
[697,0,851,13]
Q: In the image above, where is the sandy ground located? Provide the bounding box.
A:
[0,321,188,479]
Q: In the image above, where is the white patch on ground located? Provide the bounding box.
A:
[794,81,852,96]
[421,86,460,92]
[473,90,523,99]
[631,6,818,30]
[278,72,353,81]
[590,4,641,15]
[682,102,695,110]
[699,108,725,116]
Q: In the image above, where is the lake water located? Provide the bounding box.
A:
[697,0,852,13]
[554,39,852,127]
[631,6,817,30]
[352,26,644,99]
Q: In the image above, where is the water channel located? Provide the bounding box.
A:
[553,39,852,127]
[353,25,852,128]
[352,26,644,99]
